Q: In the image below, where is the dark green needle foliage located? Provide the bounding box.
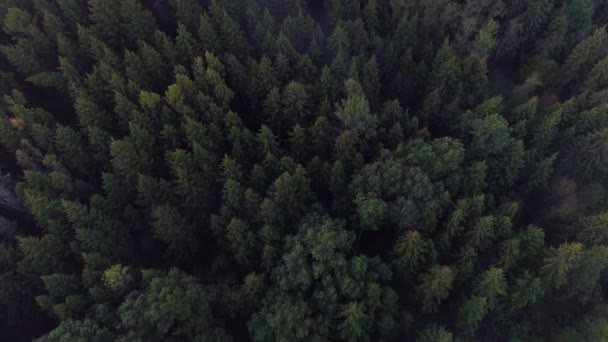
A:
[1,0,608,340]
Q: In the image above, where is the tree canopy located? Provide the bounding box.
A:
[1,0,608,340]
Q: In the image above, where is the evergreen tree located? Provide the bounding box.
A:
[418,265,455,313]
[562,26,606,84]
[564,127,608,181]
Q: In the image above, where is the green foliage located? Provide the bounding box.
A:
[349,151,446,232]
[336,79,378,140]
[2,1,608,340]
[418,265,455,313]
[466,215,496,250]
[249,295,311,341]
[577,212,608,245]
[102,265,133,292]
[541,242,583,289]
[150,204,197,260]
[562,26,606,83]
[117,268,229,340]
[458,295,488,335]
[250,215,398,340]
[560,305,608,341]
[355,193,387,231]
[429,39,461,95]
[565,127,608,181]
[476,20,499,55]
[418,325,453,342]
[474,267,507,308]
[519,225,545,258]
[38,319,115,342]
[393,230,435,274]
[508,271,544,313]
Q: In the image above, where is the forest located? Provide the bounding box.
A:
[1,0,608,341]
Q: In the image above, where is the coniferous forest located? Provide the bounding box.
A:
[3,0,608,340]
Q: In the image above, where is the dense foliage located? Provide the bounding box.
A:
[2,0,608,340]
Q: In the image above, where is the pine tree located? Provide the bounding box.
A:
[282,81,309,123]
[585,56,608,91]
[466,215,496,251]
[565,127,608,181]
[428,39,461,96]
[541,242,583,289]
[336,79,377,140]
[577,212,608,245]
[418,265,455,313]
[150,204,197,261]
[120,0,157,45]
[354,193,387,231]
[475,20,499,56]
[88,0,122,47]
[175,23,196,65]
[249,295,312,341]
[288,124,307,162]
[458,295,488,336]
[507,271,543,313]
[562,26,606,84]
[225,218,258,267]
[393,230,435,274]
[339,301,370,342]
[474,267,507,309]
[418,325,453,342]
